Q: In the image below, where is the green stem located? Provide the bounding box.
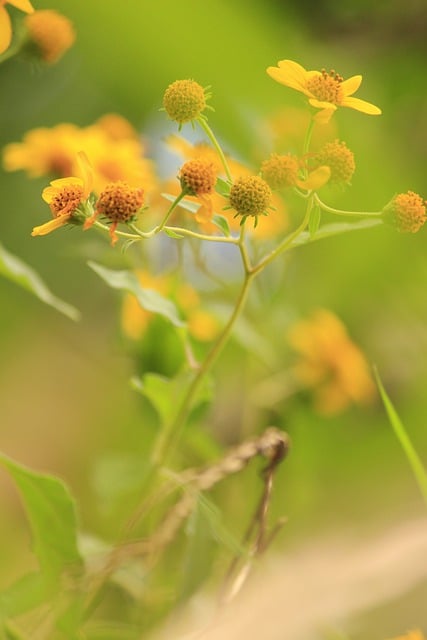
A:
[251,196,313,275]
[163,226,238,244]
[151,270,254,467]
[196,116,233,182]
[156,190,187,232]
[314,194,383,217]
[374,366,427,507]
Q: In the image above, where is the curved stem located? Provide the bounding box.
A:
[151,270,254,468]
[251,196,314,275]
[157,190,187,232]
[196,117,233,182]
[314,193,383,217]
[163,226,239,244]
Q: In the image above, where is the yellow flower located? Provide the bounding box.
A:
[24,9,75,64]
[0,0,34,54]
[164,135,289,238]
[84,181,144,246]
[2,117,158,195]
[267,59,381,124]
[387,632,425,640]
[121,271,219,343]
[260,153,330,191]
[31,152,93,237]
[288,309,375,415]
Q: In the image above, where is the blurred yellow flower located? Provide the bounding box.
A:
[288,309,375,415]
[25,9,75,63]
[267,59,381,124]
[32,152,93,237]
[163,135,288,238]
[121,271,219,343]
[387,632,425,640]
[0,0,34,54]
[2,116,158,194]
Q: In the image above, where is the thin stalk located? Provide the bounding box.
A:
[156,190,187,232]
[151,270,255,467]
[163,226,238,244]
[374,366,427,507]
[196,116,233,182]
[251,196,313,275]
[314,193,383,217]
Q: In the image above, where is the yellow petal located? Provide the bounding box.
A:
[297,165,331,190]
[313,108,336,125]
[165,134,194,158]
[6,0,34,13]
[76,151,94,197]
[342,96,382,115]
[42,177,84,203]
[31,214,71,236]
[308,98,337,111]
[266,59,308,92]
[0,5,12,54]
[341,74,362,97]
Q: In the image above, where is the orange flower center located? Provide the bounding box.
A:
[306,69,344,105]
[179,159,216,195]
[50,184,84,217]
[96,181,144,223]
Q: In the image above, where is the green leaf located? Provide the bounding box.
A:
[308,204,321,238]
[163,228,184,239]
[0,243,80,321]
[0,572,50,618]
[373,366,427,507]
[88,261,185,328]
[215,177,231,197]
[212,214,231,237]
[131,370,213,427]
[161,193,199,214]
[0,455,83,584]
[292,218,382,247]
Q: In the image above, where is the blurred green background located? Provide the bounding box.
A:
[0,0,426,637]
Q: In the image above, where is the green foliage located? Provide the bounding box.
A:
[0,243,80,321]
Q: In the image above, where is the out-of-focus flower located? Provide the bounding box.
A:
[121,271,219,343]
[84,181,144,246]
[32,152,92,237]
[261,106,338,156]
[267,59,381,124]
[2,117,158,194]
[163,135,289,238]
[162,79,211,127]
[0,0,34,54]
[260,152,330,190]
[382,191,426,233]
[310,140,355,185]
[24,9,75,63]
[387,632,426,640]
[287,309,375,415]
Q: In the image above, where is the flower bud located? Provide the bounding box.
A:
[163,79,208,125]
[382,191,427,233]
[25,10,75,64]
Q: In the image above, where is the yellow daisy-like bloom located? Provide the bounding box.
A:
[84,181,144,246]
[382,191,427,234]
[260,153,330,191]
[24,9,75,64]
[267,59,381,124]
[121,271,219,343]
[32,151,93,237]
[0,0,34,54]
[288,309,375,415]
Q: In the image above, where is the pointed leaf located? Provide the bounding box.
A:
[215,177,231,197]
[164,228,184,239]
[88,261,185,327]
[0,455,83,583]
[291,218,382,247]
[212,214,231,237]
[0,243,80,321]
